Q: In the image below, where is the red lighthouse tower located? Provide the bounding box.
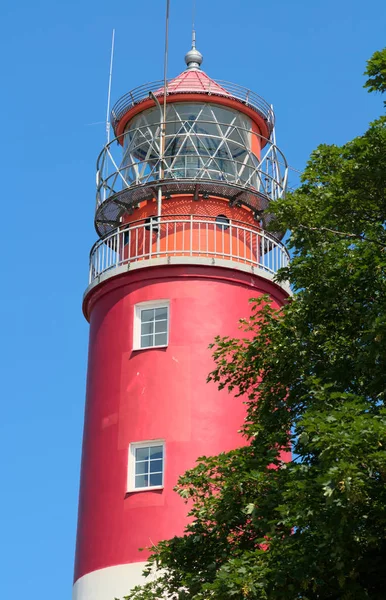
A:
[73,38,289,600]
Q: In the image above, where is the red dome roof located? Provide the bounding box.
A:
[156,68,231,97]
[111,64,274,140]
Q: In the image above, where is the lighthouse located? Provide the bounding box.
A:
[73,36,289,600]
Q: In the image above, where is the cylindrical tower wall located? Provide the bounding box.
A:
[121,195,258,225]
[73,265,288,599]
[120,195,262,266]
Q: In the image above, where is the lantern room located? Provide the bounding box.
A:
[88,41,289,297]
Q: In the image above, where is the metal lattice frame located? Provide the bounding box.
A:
[95,105,288,237]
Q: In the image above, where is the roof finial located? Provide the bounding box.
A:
[185,2,203,70]
[185,30,203,70]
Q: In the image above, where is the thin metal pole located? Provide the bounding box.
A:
[156,187,162,254]
[192,0,196,33]
[162,0,170,157]
[155,0,170,252]
[106,29,115,145]
[103,29,115,203]
[159,0,170,185]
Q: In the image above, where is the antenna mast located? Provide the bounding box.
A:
[106,29,115,145]
[161,0,170,166]
[192,0,196,45]
[157,0,170,226]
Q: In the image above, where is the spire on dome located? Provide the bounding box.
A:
[184,30,203,70]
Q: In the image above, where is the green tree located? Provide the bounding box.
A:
[364,48,386,103]
[123,49,386,600]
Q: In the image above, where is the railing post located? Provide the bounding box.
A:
[261,232,265,270]
[274,242,277,274]
[127,229,131,265]
[116,229,120,268]
[229,220,233,261]
[190,214,193,256]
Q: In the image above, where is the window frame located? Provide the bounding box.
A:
[127,440,165,492]
[133,300,170,351]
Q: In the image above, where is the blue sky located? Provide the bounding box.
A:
[0,1,384,598]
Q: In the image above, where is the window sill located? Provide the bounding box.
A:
[132,345,168,352]
[126,485,164,494]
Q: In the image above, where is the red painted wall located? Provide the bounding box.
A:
[121,194,259,226]
[74,265,287,582]
[119,195,263,268]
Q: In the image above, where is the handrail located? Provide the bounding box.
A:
[110,78,275,132]
[88,215,289,286]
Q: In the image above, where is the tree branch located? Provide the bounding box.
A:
[298,224,386,248]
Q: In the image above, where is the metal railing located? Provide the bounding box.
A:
[88,215,289,285]
[110,79,275,132]
[96,119,288,212]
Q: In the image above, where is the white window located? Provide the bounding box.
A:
[128,441,165,491]
[134,300,169,349]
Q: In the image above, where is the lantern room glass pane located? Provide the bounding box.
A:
[123,103,254,186]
